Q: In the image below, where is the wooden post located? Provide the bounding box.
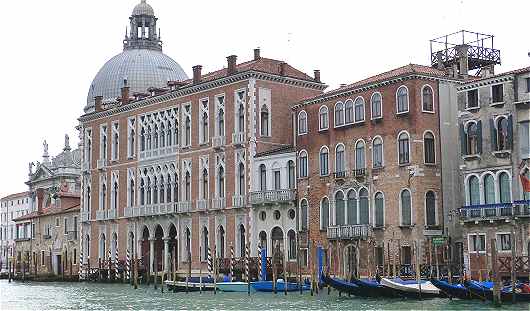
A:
[8,258,12,283]
[490,238,501,306]
[272,245,277,294]
[428,238,433,278]
[309,242,313,296]
[447,243,453,284]
[199,246,203,294]
[297,234,302,295]
[392,240,397,278]
[435,244,440,280]
[186,247,191,294]
[476,235,482,282]
[172,244,177,283]
[414,240,422,300]
[284,248,288,296]
[134,258,138,289]
[510,228,516,303]
[154,249,158,290]
[213,246,217,295]
[397,239,401,279]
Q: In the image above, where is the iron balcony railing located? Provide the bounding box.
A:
[232,195,246,208]
[178,201,192,213]
[212,198,226,210]
[327,224,371,240]
[212,135,226,149]
[460,202,530,221]
[197,199,208,211]
[249,189,296,205]
[232,132,246,146]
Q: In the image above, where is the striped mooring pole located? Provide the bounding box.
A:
[79,250,83,280]
[126,248,131,281]
[230,243,235,282]
[245,243,250,282]
[108,248,112,280]
[257,245,262,281]
[114,246,119,280]
[207,247,213,279]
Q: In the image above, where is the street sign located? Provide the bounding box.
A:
[432,237,445,245]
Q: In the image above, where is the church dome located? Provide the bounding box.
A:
[84,0,188,113]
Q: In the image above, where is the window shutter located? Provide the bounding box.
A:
[477,120,483,154]
[507,114,513,149]
[490,118,497,151]
[459,124,467,155]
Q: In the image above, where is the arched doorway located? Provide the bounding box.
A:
[168,223,177,275]
[154,225,164,272]
[259,231,267,251]
[238,224,246,257]
[141,226,150,272]
[217,226,225,259]
[99,233,106,261]
[271,227,284,255]
[343,244,358,280]
[111,233,118,262]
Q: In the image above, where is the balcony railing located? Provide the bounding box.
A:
[232,132,246,146]
[212,198,226,210]
[107,209,117,220]
[249,189,296,205]
[81,211,90,222]
[96,159,107,170]
[353,168,366,177]
[212,135,226,149]
[333,171,347,179]
[232,195,246,208]
[96,210,106,221]
[197,199,208,211]
[178,201,192,213]
[327,224,371,240]
[66,231,78,241]
[460,203,521,221]
[513,201,530,217]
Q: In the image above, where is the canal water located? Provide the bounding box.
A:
[1,280,529,310]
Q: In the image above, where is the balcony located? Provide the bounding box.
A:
[81,211,90,222]
[353,168,367,178]
[460,203,516,222]
[96,159,107,171]
[232,132,246,146]
[178,201,192,213]
[249,189,296,205]
[212,135,226,149]
[66,231,78,241]
[333,171,347,180]
[212,198,226,210]
[327,224,371,240]
[232,195,246,208]
[197,199,208,211]
[513,201,530,217]
[95,210,106,221]
[107,208,117,220]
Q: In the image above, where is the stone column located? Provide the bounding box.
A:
[149,238,155,274]
[164,238,170,273]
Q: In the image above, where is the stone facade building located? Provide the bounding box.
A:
[0,192,30,272]
[456,66,530,280]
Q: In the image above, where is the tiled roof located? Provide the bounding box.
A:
[13,203,80,222]
[1,191,30,201]
[255,145,295,158]
[296,64,449,105]
[186,57,316,84]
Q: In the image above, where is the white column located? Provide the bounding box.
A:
[164,238,169,273]
[149,238,155,273]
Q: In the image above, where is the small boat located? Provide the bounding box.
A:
[380,278,442,299]
[321,275,364,296]
[251,279,309,292]
[350,278,400,298]
[216,281,252,292]
[164,280,215,292]
[431,279,470,300]
[464,280,530,302]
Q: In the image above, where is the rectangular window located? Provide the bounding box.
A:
[467,89,479,109]
[55,217,60,227]
[41,250,45,266]
[402,246,412,265]
[491,84,503,103]
[274,170,281,190]
[497,233,512,251]
[73,216,78,240]
[468,233,486,252]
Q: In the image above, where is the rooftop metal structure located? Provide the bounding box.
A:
[430,30,501,72]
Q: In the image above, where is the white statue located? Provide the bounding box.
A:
[43,140,49,155]
[28,162,35,175]
[64,134,70,150]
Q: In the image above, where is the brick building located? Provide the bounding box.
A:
[79,1,325,278]
[292,64,461,278]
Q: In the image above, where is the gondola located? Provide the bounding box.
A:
[216,281,253,292]
[464,280,530,302]
[350,278,400,298]
[380,278,442,299]
[430,279,471,300]
[164,280,215,292]
[251,279,309,292]
[321,274,365,296]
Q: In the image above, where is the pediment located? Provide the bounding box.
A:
[30,164,53,182]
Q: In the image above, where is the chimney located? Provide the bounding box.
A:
[254,48,261,60]
[313,70,321,83]
[120,78,130,105]
[193,65,203,84]
[279,62,286,76]
[36,188,44,213]
[340,83,347,88]
[94,95,104,112]
[227,55,237,75]
[436,52,445,70]
[456,44,469,78]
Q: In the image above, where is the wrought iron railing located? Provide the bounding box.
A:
[327,224,371,240]
[249,189,296,205]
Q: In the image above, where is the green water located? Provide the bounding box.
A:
[0,280,529,310]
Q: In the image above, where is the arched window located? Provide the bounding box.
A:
[288,230,296,260]
[185,228,191,259]
[359,188,369,224]
[300,199,308,231]
[494,116,510,151]
[238,224,246,257]
[354,97,365,122]
[499,172,511,203]
[260,105,269,136]
[140,179,145,205]
[218,166,225,198]
[422,86,434,112]
[99,234,106,259]
[202,227,209,261]
[146,177,152,204]
[112,180,118,210]
[371,92,382,119]
[464,121,480,155]
[335,144,345,173]
[218,226,225,258]
[87,185,92,212]
[202,111,209,143]
[298,111,308,135]
[160,124,166,148]
[345,100,354,124]
[153,125,159,149]
[202,169,208,200]
[335,192,345,226]
[321,197,330,229]
[287,161,295,189]
[320,146,329,176]
[101,183,107,210]
[140,127,146,151]
[259,231,267,249]
[170,173,175,202]
[238,163,245,195]
[355,140,365,170]
[372,136,383,168]
[152,176,158,204]
[468,175,480,205]
[398,131,410,165]
[425,191,436,227]
[128,179,135,208]
[185,171,191,201]
[347,190,357,225]
[335,102,344,126]
[400,189,412,226]
[238,103,245,133]
[484,174,495,204]
[185,115,191,146]
[319,106,329,130]
[396,86,409,113]
[298,151,308,178]
[424,131,435,164]
[159,178,165,204]
[259,164,267,191]
[374,192,384,227]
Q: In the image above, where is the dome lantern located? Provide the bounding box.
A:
[123,0,161,51]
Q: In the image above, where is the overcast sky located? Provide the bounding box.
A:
[0,0,528,198]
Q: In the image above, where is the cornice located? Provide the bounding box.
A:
[457,75,514,91]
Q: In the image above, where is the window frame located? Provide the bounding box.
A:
[399,188,412,227]
[319,146,330,176]
[496,232,513,252]
[335,143,346,174]
[421,84,435,113]
[298,150,308,178]
[466,89,479,110]
[424,190,437,227]
[319,105,329,131]
[491,84,504,104]
[423,130,436,165]
[372,136,384,168]
[373,191,385,228]
[468,233,486,253]
[395,85,410,114]
[320,196,330,230]
[334,101,345,127]
[370,92,383,120]
[397,130,411,165]
[298,110,308,135]
[353,96,365,123]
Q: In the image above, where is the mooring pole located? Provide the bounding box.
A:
[491,238,501,306]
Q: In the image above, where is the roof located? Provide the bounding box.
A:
[463,66,530,84]
[255,145,295,158]
[295,64,450,107]
[1,191,30,201]
[189,57,317,84]
[13,201,80,222]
